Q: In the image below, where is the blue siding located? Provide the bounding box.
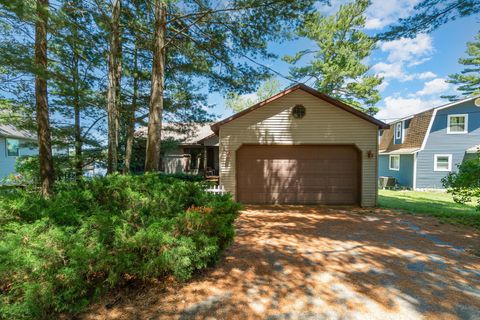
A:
[0,137,38,180]
[379,154,414,188]
[416,100,480,188]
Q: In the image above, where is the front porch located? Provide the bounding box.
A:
[162,133,219,179]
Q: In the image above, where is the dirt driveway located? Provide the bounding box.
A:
[85,206,480,320]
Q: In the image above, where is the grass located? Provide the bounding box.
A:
[378,190,480,230]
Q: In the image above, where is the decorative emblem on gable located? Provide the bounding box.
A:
[475,98,480,107]
[292,104,306,119]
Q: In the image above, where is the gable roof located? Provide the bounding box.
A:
[379,109,434,154]
[0,124,36,140]
[211,83,388,134]
[135,123,216,145]
[379,95,480,154]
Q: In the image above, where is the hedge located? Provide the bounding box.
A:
[0,174,240,319]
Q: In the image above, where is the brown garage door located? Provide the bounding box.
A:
[236,145,360,205]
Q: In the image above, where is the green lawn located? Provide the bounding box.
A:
[378,190,480,230]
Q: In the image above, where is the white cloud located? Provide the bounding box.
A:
[376,96,444,121]
[317,0,347,15]
[417,71,437,79]
[377,80,390,92]
[372,62,413,82]
[365,0,420,30]
[379,34,434,63]
[372,34,435,82]
[376,78,451,121]
[372,63,438,83]
[365,18,383,29]
[414,78,450,96]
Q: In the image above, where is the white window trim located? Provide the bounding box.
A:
[395,122,402,139]
[447,114,468,134]
[389,155,400,171]
[434,154,452,172]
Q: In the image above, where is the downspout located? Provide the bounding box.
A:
[413,151,418,190]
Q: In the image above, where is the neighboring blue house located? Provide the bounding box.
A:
[379,95,480,189]
[0,124,38,180]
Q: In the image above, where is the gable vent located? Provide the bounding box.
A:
[475,98,480,107]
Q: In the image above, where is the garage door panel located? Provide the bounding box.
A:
[236,145,360,205]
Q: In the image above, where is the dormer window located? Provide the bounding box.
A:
[447,114,468,134]
[394,122,402,144]
[395,123,401,139]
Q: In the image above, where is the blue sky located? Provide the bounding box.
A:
[206,0,479,123]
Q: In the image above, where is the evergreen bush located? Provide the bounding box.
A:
[0,174,240,319]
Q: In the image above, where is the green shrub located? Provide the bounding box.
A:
[442,155,480,210]
[14,155,77,183]
[157,172,206,182]
[0,174,240,319]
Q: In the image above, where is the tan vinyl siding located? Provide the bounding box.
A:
[218,90,379,207]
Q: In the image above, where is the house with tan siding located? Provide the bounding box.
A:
[210,84,388,206]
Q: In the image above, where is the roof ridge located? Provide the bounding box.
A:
[211,83,388,133]
[389,94,480,124]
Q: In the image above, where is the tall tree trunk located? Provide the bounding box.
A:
[72,41,83,180]
[35,0,54,196]
[107,0,121,174]
[145,0,166,172]
[74,97,82,179]
[123,43,138,174]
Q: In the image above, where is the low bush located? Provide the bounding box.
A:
[157,172,206,182]
[0,174,240,319]
[443,155,480,210]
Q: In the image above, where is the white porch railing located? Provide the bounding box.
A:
[205,185,226,195]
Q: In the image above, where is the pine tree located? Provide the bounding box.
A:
[35,0,55,195]
[442,31,480,101]
[106,0,122,174]
[225,78,282,112]
[380,0,480,40]
[49,0,104,179]
[143,0,318,171]
[284,0,382,114]
[145,0,166,172]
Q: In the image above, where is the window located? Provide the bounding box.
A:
[389,155,400,171]
[403,119,411,141]
[394,122,402,143]
[378,130,384,143]
[434,154,452,172]
[447,114,468,134]
[6,138,19,157]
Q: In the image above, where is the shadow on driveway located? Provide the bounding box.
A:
[83,206,480,320]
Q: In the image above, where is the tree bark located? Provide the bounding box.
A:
[145,0,166,172]
[74,95,82,179]
[107,0,121,174]
[35,0,54,196]
[71,34,83,180]
[123,43,138,174]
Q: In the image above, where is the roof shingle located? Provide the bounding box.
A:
[379,109,433,154]
[0,124,36,140]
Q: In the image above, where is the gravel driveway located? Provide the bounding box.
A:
[85,206,480,320]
